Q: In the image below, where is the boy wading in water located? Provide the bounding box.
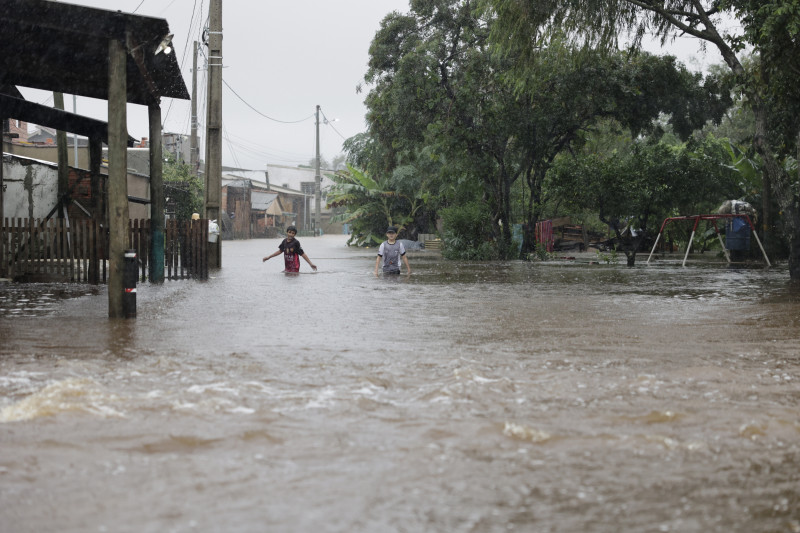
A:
[375,226,411,276]
[263,226,317,273]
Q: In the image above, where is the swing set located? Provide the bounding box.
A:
[646,214,770,267]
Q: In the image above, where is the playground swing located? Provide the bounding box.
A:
[646,214,770,267]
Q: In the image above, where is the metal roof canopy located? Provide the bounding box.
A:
[646,214,771,267]
[0,0,189,106]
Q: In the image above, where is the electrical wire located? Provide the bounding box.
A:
[220,133,311,166]
[222,121,243,168]
[163,0,201,127]
[222,79,315,124]
[319,107,347,141]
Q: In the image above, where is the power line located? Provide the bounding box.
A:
[319,107,347,141]
[222,79,315,124]
[222,122,243,169]
[220,133,311,166]
[163,0,201,126]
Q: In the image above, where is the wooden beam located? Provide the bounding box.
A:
[0,93,136,146]
[149,101,164,283]
[107,37,130,318]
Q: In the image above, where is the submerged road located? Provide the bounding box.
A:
[1,235,799,532]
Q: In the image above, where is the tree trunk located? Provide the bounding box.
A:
[788,206,800,279]
[752,103,799,279]
[793,131,800,279]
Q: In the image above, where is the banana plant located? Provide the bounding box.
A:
[327,164,399,246]
[327,164,431,246]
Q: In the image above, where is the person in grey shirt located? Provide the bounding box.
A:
[374,226,411,276]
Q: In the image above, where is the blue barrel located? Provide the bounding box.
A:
[726,218,751,251]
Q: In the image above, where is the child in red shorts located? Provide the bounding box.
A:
[263,226,317,272]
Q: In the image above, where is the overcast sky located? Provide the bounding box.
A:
[20,0,411,170]
[18,0,729,171]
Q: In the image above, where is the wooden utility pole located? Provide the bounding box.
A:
[204,0,222,268]
[1,117,4,226]
[315,104,321,235]
[190,40,199,177]
[53,92,69,218]
[107,37,130,318]
[149,102,164,283]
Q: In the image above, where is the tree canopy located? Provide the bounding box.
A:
[486,0,800,275]
[357,0,731,257]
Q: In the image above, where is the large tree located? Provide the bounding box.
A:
[365,0,728,257]
[486,0,800,276]
[365,0,528,255]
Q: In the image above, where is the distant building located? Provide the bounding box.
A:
[2,152,151,221]
[2,118,28,142]
[221,165,339,236]
[163,132,192,165]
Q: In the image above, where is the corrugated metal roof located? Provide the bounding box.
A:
[251,191,278,211]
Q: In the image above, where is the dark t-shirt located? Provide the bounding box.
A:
[279,238,304,272]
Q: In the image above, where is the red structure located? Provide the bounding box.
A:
[535,220,554,252]
[646,214,770,266]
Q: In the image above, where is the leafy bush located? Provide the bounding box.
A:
[440,202,498,260]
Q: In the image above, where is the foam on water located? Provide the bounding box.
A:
[0,377,124,422]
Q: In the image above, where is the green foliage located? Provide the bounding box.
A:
[484,0,800,274]
[529,243,556,262]
[326,164,432,246]
[727,0,800,158]
[595,248,620,265]
[163,153,203,221]
[547,135,742,263]
[361,0,733,260]
[440,202,499,260]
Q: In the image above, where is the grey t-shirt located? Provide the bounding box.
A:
[378,241,406,272]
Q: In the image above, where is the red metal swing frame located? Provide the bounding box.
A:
[646,214,770,267]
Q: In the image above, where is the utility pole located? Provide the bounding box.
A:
[315,104,321,235]
[190,40,199,177]
[53,92,68,218]
[1,117,4,226]
[204,0,222,268]
[148,101,164,283]
[107,37,130,318]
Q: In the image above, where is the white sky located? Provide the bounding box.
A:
[17,1,735,171]
[19,0,411,169]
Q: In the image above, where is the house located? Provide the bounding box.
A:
[2,118,28,142]
[1,0,190,300]
[221,177,307,239]
[3,152,151,221]
[27,125,88,148]
[221,164,341,236]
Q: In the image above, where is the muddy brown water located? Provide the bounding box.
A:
[1,235,799,533]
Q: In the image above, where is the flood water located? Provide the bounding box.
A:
[1,235,799,533]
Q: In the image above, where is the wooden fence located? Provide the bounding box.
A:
[163,218,209,281]
[1,217,208,282]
